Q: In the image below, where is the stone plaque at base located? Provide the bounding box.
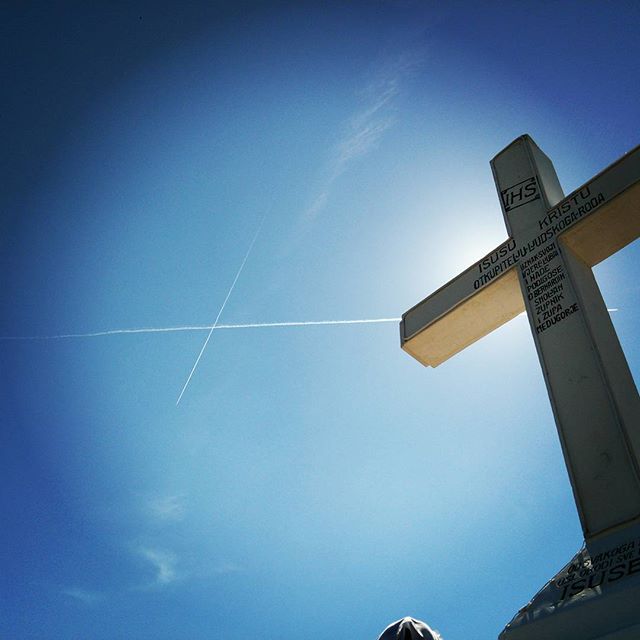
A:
[501,522,640,639]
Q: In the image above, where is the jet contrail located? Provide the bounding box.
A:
[218,318,401,329]
[175,213,268,406]
[0,317,401,341]
[0,309,622,342]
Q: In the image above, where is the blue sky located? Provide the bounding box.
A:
[1,2,639,639]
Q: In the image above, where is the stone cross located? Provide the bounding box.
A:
[400,136,640,638]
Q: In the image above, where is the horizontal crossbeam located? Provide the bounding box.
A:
[401,143,640,367]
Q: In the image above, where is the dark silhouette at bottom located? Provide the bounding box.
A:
[377,616,441,640]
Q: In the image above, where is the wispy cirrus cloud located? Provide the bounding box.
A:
[213,561,244,575]
[138,547,179,586]
[61,587,104,605]
[302,53,420,223]
[147,494,186,522]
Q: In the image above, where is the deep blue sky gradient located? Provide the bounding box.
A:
[2,2,639,639]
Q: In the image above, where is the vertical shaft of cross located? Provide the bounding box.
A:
[491,136,640,540]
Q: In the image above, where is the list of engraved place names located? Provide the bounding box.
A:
[519,240,578,335]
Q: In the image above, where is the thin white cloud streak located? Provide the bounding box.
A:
[175,212,267,406]
[61,587,103,604]
[302,57,408,223]
[303,115,394,223]
[213,561,244,575]
[304,117,393,221]
[147,494,185,522]
[138,547,178,585]
[0,317,401,341]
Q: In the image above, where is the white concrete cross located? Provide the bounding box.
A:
[400,135,640,639]
[401,135,640,539]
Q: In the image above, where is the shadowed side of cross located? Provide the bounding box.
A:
[400,135,640,541]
